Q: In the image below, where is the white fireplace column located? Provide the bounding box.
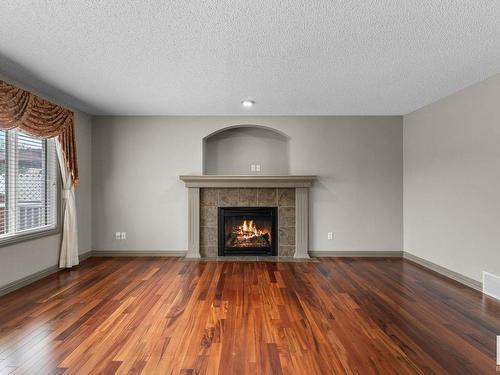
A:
[294,187,310,259]
[186,187,201,258]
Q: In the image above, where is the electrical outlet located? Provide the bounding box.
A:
[327,232,333,240]
[115,232,121,240]
[121,232,126,240]
[250,164,256,172]
[255,164,261,172]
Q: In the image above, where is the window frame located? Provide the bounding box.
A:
[0,131,62,247]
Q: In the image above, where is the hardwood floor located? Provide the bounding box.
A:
[0,257,499,374]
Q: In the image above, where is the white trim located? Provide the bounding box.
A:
[0,250,91,297]
[92,250,187,257]
[482,271,500,300]
[186,187,200,258]
[403,252,482,291]
[6,131,17,235]
[0,264,59,297]
[179,175,316,188]
[294,187,310,258]
[310,251,403,257]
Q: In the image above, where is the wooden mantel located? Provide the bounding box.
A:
[179,175,316,259]
[179,175,317,188]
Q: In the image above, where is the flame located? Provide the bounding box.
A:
[239,220,262,237]
[231,220,271,246]
[241,220,259,236]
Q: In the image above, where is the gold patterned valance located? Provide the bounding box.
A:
[0,80,79,186]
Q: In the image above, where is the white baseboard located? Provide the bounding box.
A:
[91,250,187,257]
[0,264,59,297]
[403,251,482,291]
[0,250,93,297]
[310,250,403,257]
[79,250,93,261]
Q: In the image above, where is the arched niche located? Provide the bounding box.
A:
[203,125,290,175]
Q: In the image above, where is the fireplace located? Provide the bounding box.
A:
[218,207,277,256]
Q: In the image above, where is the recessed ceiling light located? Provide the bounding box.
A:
[241,100,255,108]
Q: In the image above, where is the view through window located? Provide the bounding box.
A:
[0,130,58,240]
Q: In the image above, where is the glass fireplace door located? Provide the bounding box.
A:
[218,207,277,256]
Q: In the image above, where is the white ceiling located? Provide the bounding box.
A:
[1,1,499,115]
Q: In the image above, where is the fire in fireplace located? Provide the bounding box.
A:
[225,219,272,248]
[218,207,277,256]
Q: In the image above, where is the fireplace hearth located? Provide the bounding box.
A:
[218,207,277,256]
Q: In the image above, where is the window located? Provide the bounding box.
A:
[0,130,58,242]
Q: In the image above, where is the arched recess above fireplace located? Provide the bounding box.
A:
[203,125,290,175]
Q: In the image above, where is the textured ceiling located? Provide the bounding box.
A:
[1,1,500,115]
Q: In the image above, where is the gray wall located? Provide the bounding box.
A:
[404,74,500,282]
[0,74,92,288]
[74,111,93,255]
[204,126,290,175]
[92,116,403,253]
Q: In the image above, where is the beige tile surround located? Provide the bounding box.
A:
[200,188,296,257]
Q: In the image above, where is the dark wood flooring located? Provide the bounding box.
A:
[0,257,499,374]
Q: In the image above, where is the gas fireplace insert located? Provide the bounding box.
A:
[218,207,277,256]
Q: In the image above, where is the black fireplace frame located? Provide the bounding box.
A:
[218,207,277,256]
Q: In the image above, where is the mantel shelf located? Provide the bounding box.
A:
[179,175,317,188]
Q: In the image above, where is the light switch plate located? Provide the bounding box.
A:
[256,164,261,172]
[115,232,121,240]
[121,232,126,240]
[250,164,256,172]
[327,232,333,240]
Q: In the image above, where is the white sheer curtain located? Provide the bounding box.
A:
[55,139,79,268]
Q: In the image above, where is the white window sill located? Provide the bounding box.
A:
[0,226,61,247]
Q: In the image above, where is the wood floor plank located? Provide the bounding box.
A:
[0,257,498,374]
